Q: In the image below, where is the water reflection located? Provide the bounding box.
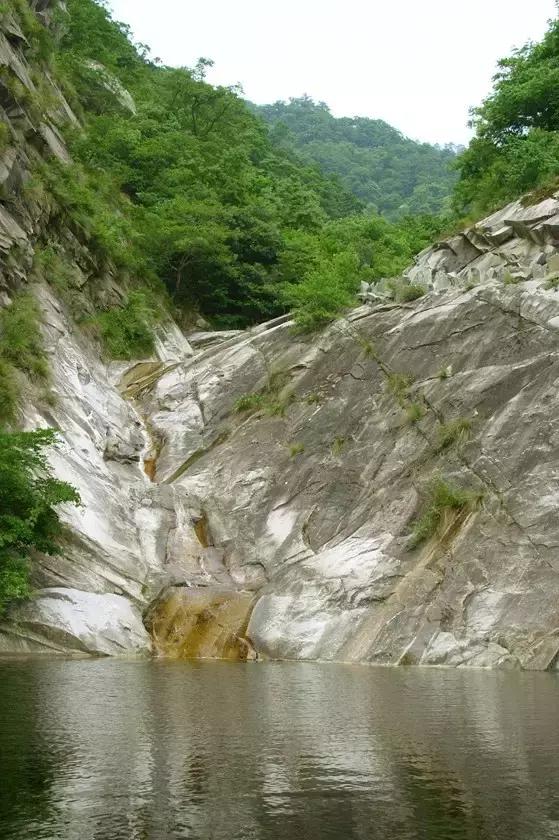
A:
[1,660,558,839]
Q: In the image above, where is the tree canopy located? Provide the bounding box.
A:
[254,97,458,219]
[454,7,559,215]
[39,0,448,331]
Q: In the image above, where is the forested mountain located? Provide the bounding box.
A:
[53,5,361,328]
[254,97,459,218]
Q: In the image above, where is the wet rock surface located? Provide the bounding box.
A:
[146,586,256,661]
[0,588,150,656]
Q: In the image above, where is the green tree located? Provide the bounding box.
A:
[454,9,559,214]
[282,212,446,330]
[0,429,81,614]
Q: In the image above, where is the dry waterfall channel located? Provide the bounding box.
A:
[4,196,559,668]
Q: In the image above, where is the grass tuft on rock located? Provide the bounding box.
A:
[406,401,425,424]
[234,371,293,418]
[331,436,346,456]
[408,477,483,550]
[388,279,426,303]
[503,270,522,286]
[289,442,305,458]
[545,273,559,290]
[0,293,50,426]
[436,417,473,451]
[386,372,414,407]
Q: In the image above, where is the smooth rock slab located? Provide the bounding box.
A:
[0,589,150,656]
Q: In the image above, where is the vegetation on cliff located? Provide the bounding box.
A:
[0,429,80,614]
[0,295,50,427]
[3,0,559,344]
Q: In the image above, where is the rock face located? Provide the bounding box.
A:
[133,193,559,670]
[3,5,559,668]
[4,192,559,668]
[404,195,559,292]
[0,284,199,656]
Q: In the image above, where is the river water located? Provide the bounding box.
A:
[1,659,558,839]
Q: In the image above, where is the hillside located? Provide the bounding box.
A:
[254,97,459,218]
[2,0,559,670]
[22,0,444,335]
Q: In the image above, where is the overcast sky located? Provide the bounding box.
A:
[107,0,556,146]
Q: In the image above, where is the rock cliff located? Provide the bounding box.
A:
[3,1,559,669]
[4,180,559,668]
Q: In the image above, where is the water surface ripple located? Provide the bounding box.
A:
[1,660,558,839]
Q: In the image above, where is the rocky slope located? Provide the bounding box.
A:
[3,2,559,669]
[4,184,559,668]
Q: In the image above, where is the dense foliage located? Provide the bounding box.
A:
[255,97,458,218]
[52,1,363,328]
[6,0,559,341]
[281,213,445,329]
[454,6,559,215]
[0,429,80,614]
[35,0,447,332]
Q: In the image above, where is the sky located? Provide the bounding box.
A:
[107,0,556,146]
